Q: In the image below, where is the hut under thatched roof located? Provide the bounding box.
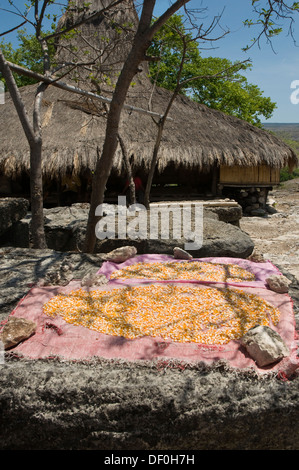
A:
[0,0,298,206]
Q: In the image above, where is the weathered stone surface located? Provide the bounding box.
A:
[0,198,29,237]
[192,218,254,258]
[266,274,291,293]
[81,272,108,287]
[3,203,251,259]
[38,259,75,286]
[44,204,88,251]
[0,248,102,321]
[251,208,267,217]
[240,325,290,367]
[0,317,36,349]
[173,247,193,260]
[205,205,242,226]
[0,359,299,450]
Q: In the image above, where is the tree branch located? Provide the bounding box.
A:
[5,59,173,120]
[0,48,35,145]
[43,0,127,41]
[149,0,191,38]
[0,19,27,37]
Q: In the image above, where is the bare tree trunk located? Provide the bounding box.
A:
[29,140,47,248]
[83,61,142,252]
[83,0,190,253]
[144,91,178,208]
[144,119,164,209]
[83,0,156,252]
[118,133,136,205]
[30,82,48,249]
[0,49,47,248]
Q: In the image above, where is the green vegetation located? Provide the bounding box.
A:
[280,167,299,182]
[0,29,56,88]
[148,14,276,127]
[0,14,276,127]
[263,125,299,181]
[280,140,299,180]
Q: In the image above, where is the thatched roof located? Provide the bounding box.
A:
[54,0,138,87]
[0,78,297,180]
[0,0,297,180]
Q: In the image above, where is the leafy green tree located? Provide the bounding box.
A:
[0,29,56,87]
[148,14,276,126]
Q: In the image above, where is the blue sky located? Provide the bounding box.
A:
[154,0,299,124]
[1,0,299,123]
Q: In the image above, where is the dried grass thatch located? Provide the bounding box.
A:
[0,76,297,181]
[0,0,297,181]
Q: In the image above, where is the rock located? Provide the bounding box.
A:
[116,218,254,259]
[240,325,290,367]
[0,248,104,322]
[250,208,267,217]
[0,317,36,350]
[38,259,75,286]
[6,203,253,259]
[244,205,254,214]
[81,272,108,287]
[44,204,89,251]
[196,218,254,258]
[173,247,193,260]
[101,245,137,263]
[0,198,29,237]
[266,274,291,293]
[265,204,278,214]
[204,205,242,226]
[247,249,265,263]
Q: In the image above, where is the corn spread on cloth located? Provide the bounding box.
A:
[3,255,298,375]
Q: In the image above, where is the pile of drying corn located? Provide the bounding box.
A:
[43,283,280,345]
[109,261,256,283]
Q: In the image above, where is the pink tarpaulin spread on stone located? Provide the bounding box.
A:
[98,254,282,288]
[2,255,298,376]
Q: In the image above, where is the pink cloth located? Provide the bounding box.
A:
[2,254,298,377]
[98,254,282,288]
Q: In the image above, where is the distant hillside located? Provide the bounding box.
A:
[262,123,299,142]
[262,123,299,179]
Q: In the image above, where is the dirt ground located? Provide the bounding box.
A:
[240,178,299,281]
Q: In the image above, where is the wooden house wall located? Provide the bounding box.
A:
[219,165,280,186]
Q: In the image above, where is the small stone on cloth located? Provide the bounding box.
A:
[0,317,37,350]
[240,325,290,367]
[101,246,137,263]
[266,274,291,293]
[173,247,193,260]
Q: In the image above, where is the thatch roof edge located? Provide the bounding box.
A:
[0,84,298,179]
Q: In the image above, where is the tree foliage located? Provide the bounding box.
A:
[148,14,276,126]
[0,29,56,87]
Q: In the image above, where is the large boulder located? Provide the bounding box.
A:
[195,217,254,258]
[205,205,242,226]
[144,218,254,259]
[44,204,89,251]
[0,198,29,237]
[5,203,254,259]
